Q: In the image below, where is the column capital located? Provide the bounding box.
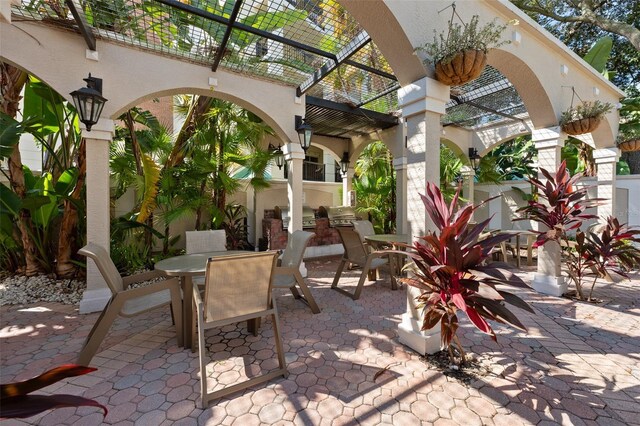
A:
[532,126,565,148]
[399,77,450,117]
[284,143,305,160]
[81,118,115,141]
[460,165,475,177]
[593,147,620,164]
[393,156,407,170]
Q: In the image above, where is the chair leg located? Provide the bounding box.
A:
[353,255,375,301]
[77,298,122,366]
[331,258,347,289]
[294,271,320,314]
[289,286,301,299]
[271,309,288,378]
[169,285,183,347]
[197,305,208,409]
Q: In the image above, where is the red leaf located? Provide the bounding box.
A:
[466,307,492,335]
[1,365,97,399]
[451,292,467,312]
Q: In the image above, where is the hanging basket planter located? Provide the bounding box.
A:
[561,116,602,136]
[618,138,640,152]
[559,100,613,136]
[434,49,487,86]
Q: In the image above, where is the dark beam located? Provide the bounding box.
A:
[355,84,400,108]
[65,0,96,51]
[297,32,371,96]
[211,0,243,71]
[306,96,399,125]
[343,59,397,81]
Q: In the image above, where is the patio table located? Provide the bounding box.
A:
[364,234,410,289]
[155,250,247,350]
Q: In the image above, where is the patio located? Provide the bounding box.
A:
[2,256,638,426]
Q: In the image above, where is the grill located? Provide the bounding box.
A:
[274,206,317,229]
[320,206,360,227]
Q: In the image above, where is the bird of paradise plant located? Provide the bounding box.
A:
[399,183,535,364]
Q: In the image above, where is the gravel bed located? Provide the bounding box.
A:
[0,274,86,306]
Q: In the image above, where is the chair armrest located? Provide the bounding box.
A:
[121,276,180,298]
[274,266,298,276]
[123,270,165,288]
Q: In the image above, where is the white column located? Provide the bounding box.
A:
[342,165,354,206]
[460,165,475,208]
[531,127,567,296]
[396,77,449,355]
[593,147,620,221]
[80,119,115,314]
[393,157,408,234]
[284,143,305,233]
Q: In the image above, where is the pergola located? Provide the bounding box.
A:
[0,0,624,352]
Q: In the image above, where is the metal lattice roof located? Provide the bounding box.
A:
[11,1,528,133]
[443,66,528,129]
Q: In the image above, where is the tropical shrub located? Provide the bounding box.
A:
[399,183,534,364]
[517,161,640,300]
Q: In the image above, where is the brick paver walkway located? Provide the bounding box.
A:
[1,257,638,425]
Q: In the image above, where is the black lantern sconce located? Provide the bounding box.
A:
[269,143,285,170]
[340,152,350,175]
[468,147,481,171]
[295,115,313,152]
[70,74,107,132]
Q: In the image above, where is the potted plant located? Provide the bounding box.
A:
[417,15,509,86]
[559,100,613,136]
[398,183,534,364]
[616,97,640,152]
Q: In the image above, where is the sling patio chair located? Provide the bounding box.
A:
[331,227,391,300]
[77,243,183,366]
[186,229,227,286]
[193,251,287,408]
[273,230,321,313]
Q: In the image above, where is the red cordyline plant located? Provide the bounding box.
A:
[398,183,535,364]
[0,365,107,420]
[516,161,601,248]
[517,161,640,300]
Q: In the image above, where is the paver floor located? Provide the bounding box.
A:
[1,257,639,425]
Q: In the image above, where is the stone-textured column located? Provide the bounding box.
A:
[284,143,304,233]
[532,127,567,296]
[342,165,354,206]
[460,165,475,208]
[80,119,115,314]
[593,147,620,221]
[393,157,408,234]
[396,77,449,355]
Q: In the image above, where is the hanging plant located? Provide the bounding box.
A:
[417,9,509,86]
[560,100,613,136]
[616,97,640,152]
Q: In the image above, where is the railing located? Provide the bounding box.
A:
[284,161,343,183]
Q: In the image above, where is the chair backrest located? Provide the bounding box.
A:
[352,220,375,243]
[280,231,314,268]
[337,227,368,265]
[203,252,278,322]
[78,243,123,294]
[186,230,227,254]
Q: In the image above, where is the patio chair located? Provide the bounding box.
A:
[352,220,376,245]
[186,230,227,286]
[194,251,286,408]
[77,243,183,366]
[331,227,391,300]
[273,230,321,314]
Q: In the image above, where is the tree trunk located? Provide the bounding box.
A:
[166,96,212,168]
[622,152,640,175]
[56,139,86,278]
[1,62,44,276]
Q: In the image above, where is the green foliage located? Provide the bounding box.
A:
[353,141,396,233]
[418,15,509,65]
[583,37,614,74]
[399,183,534,364]
[222,204,250,250]
[485,137,536,181]
[559,101,613,125]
